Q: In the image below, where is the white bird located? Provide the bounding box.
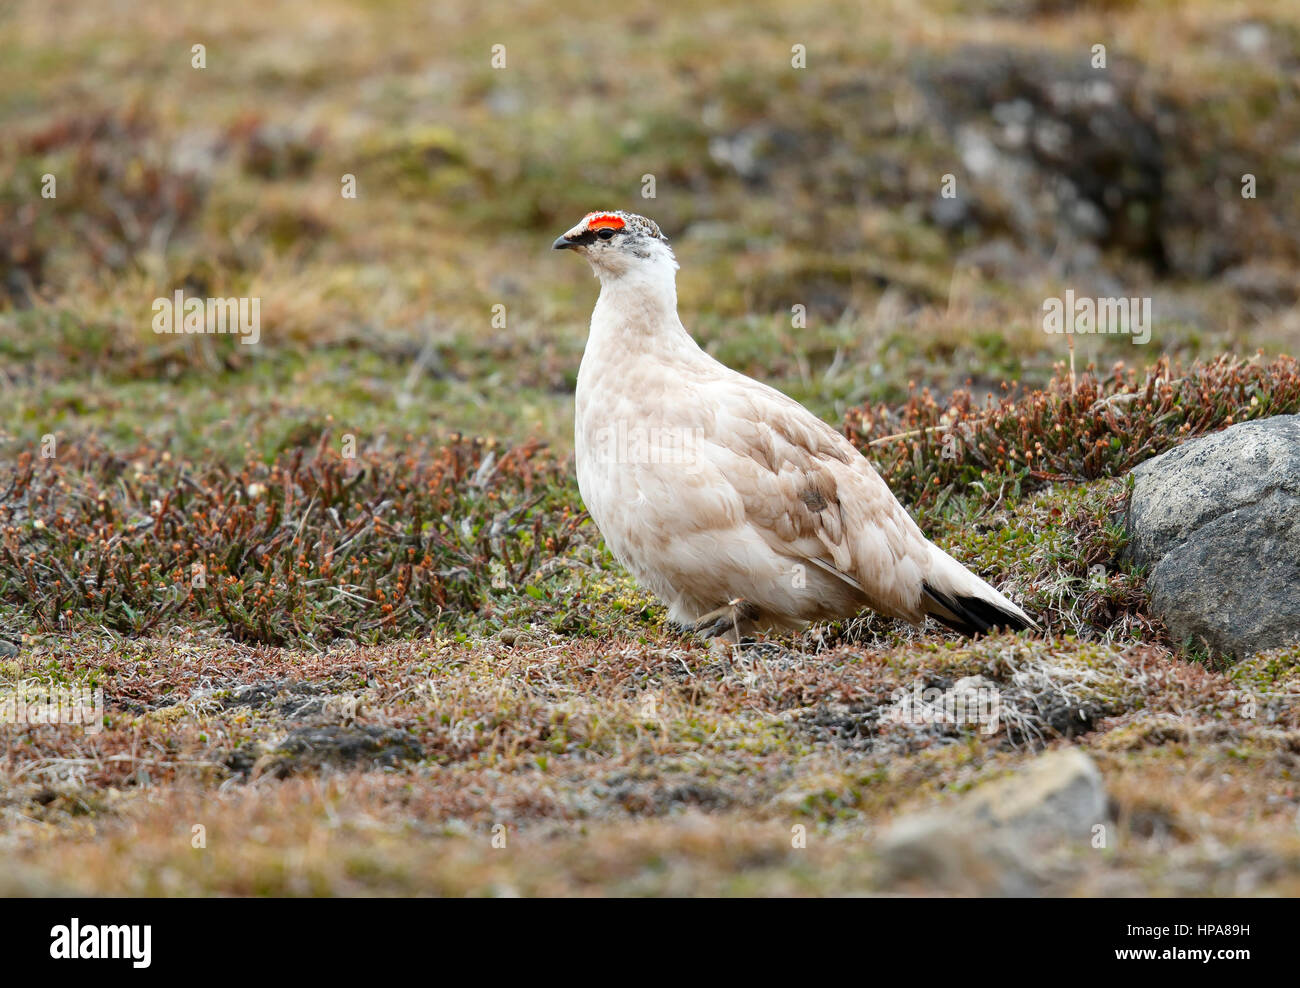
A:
[554,210,1036,642]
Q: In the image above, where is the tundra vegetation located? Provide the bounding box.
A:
[1,0,1298,894]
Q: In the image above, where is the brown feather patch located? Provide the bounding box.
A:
[798,488,828,512]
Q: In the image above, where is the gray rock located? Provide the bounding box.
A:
[914,45,1170,273]
[245,725,424,779]
[1125,415,1300,659]
[876,748,1109,894]
[884,747,1108,848]
[1223,262,1300,309]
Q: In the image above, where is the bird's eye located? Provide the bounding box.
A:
[596,228,616,240]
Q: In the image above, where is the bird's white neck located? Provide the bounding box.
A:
[588,253,697,355]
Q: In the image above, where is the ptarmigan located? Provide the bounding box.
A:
[554,210,1036,641]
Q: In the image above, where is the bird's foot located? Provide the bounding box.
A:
[690,598,759,643]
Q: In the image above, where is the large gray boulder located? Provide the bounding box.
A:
[1124,415,1300,659]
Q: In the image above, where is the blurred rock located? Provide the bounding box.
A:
[707,125,808,186]
[261,725,424,778]
[1218,19,1299,69]
[1125,415,1300,659]
[928,191,970,230]
[1223,262,1300,310]
[876,748,1109,894]
[953,238,1035,280]
[1230,21,1273,57]
[915,45,1170,273]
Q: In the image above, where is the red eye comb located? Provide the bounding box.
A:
[585,213,626,231]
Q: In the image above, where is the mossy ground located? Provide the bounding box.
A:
[2,0,1299,895]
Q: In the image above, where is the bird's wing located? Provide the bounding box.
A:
[703,367,933,621]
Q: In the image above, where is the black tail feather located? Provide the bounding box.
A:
[922,583,1032,638]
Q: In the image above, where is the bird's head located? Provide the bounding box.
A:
[552,210,677,281]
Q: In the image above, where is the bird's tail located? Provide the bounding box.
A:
[920,544,1038,637]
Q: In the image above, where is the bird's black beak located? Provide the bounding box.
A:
[552,235,579,250]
